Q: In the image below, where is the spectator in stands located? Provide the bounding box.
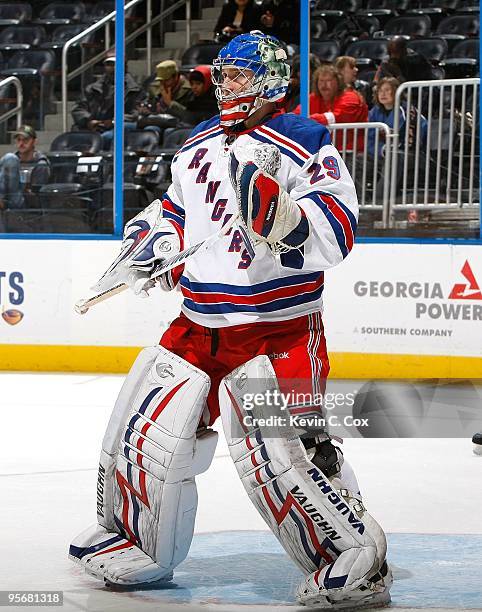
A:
[367,77,428,200]
[375,37,433,84]
[139,60,194,119]
[260,0,300,45]
[214,0,262,41]
[294,64,368,151]
[284,53,321,113]
[71,51,141,150]
[0,125,50,213]
[180,65,218,125]
[335,55,372,105]
[369,77,427,157]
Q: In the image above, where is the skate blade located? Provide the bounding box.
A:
[104,571,174,590]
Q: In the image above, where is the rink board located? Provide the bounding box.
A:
[0,240,481,376]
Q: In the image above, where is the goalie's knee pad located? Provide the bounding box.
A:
[69,346,216,585]
[219,355,390,608]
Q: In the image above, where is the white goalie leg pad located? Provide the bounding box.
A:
[69,346,217,585]
[219,355,391,609]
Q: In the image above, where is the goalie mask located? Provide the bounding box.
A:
[211,31,290,128]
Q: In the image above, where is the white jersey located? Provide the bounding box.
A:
[162,113,359,328]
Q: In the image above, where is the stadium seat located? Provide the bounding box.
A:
[124,130,160,155]
[0,26,47,52]
[36,2,87,26]
[162,127,192,149]
[0,3,32,26]
[41,209,93,232]
[93,184,151,232]
[3,209,44,232]
[311,17,328,40]
[445,0,479,12]
[41,24,88,49]
[366,0,409,10]
[39,183,86,204]
[39,24,91,77]
[417,0,449,7]
[48,132,103,200]
[450,38,479,60]
[384,15,432,38]
[0,50,56,128]
[85,1,115,23]
[454,5,479,14]
[50,131,102,153]
[357,6,394,27]
[181,43,223,71]
[407,38,448,62]
[329,15,381,44]
[405,7,446,31]
[311,41,341,63]
[38,182,95,235]
[344,39,389,67]
[440,38,479,78]
[437,15,479,38]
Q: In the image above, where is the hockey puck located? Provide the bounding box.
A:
[472,432,482,456]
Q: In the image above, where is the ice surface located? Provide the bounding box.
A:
[1,373,481,611]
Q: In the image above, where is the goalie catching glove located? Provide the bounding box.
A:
[92,199,183,296]
[230,145,310,252]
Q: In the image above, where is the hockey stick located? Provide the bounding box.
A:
[74,212,241,315]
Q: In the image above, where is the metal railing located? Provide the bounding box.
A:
[389,77,479,227]
[61,0,192,132]
[328,78,479,229]
[0,76,23,132]
[329,122,392,227]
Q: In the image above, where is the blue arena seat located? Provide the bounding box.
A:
[36,2,87,26]
[0,3,32,26]
[0,26,47,52]
[437,14,479,38]
[311,40,341,63]
[384,15,432,38]
[344,39,389,67]
[407,38,448,62]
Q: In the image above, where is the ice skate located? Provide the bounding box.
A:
[297,560,393,609]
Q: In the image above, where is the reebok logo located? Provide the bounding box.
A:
[269,351,289,360]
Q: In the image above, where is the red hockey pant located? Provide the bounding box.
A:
[160,311,330,425]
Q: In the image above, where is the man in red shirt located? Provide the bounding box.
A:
[294,64,368,152]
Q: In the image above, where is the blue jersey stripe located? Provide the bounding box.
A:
[176,129,223,157]
[319,191,358,235]
[162,193,185,216]
[266,114,332,153]
[250,131,305,167]
[180,271,322,296]
[304,193,349,258]
[182,284,323,314]
[163,209,185,229]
